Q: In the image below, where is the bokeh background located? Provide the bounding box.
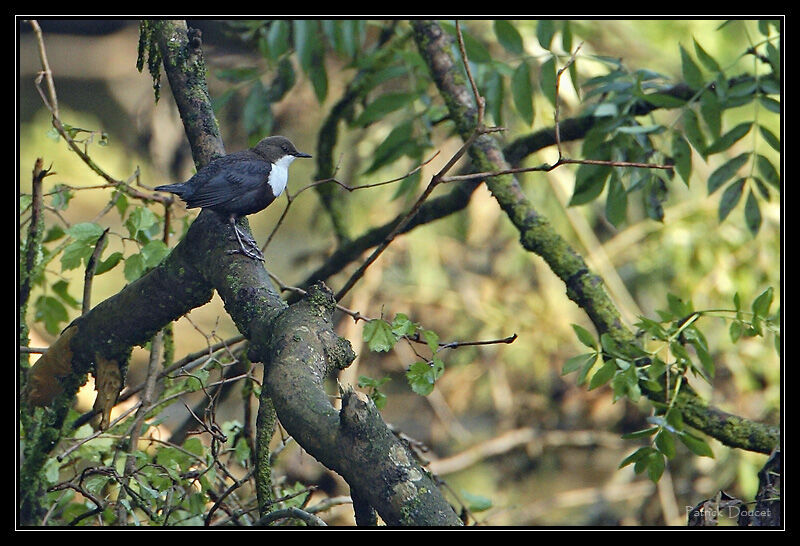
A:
[19,19,780,525]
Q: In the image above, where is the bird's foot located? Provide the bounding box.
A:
[226,246,265,261]
[229,223,265,262]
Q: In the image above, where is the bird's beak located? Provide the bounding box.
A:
[295,151,312,158]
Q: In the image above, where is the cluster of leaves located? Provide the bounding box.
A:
[572,19,780,235]
[361,313,444,399]
[36,360,298,526]
[216,20,369,142]
[563,286,778,482]
[23,181,176,335]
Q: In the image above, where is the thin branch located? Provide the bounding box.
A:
[82,228,109,315]
[554,42,583,159]
[334,21,493,302]
[262,152,440,252]
[253,507,327,527]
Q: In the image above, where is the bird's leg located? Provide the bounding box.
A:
[226,215,264,261]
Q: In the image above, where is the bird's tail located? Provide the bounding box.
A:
[154,183,188,197]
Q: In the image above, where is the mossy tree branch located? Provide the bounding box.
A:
[410,19,777,455]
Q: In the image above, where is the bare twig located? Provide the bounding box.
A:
[82,228,109,315]
[262,152,440,252]
[554,42,583,158]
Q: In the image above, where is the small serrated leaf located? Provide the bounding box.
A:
[363,319,396,352]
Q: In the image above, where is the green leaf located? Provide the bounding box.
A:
[744,189,762,235]
[141,240,169,268]
[50,184,74,210]
[646,452,665,482]
[355,92,417,126]
[35,295,69,335]
[293,20,316,70]
[511,60,534,126]
[52,280,80,309]
[672,133,692,185]
[571,324,597,349]
[705,122,752,155]
[692,339,715,379]
[644,176,667,222]
[125,207,158,240]
[422,329,440,352]
[364,120,415,173]
[308,60,328,103]
[588,360,617,390]
[215,66,260,83]
[707,153,750,194]
[759,96,780,113]
[700,90,721,138]
[461,490,493,512]
[593,102,618,117]
[752,287,774,319]
[95,251,123,275]
[678,432,714,457]
[619,447,653,469]
[123,253,147,282]
[655,429,676,459]
[536,19,555,49]
[621,427,658,440]
[729,320,743,343]
[460,29,492,63]
[407,360,437,396]
[755,154,780,189]
[680,45,704,89]
[605,173,627,227]
[758,125,780,152]
[540,56,558,108]
[562,20,573,52]
[266,20,290,59]
[363,319,396,352]
[390,313,418,338]
[562,353,596,375]
[569,163,611,206]
[483,68,504,126]
[693,38,721,73]
[641,92,687,108]
[682,109,706,157]
[66,222,105,243]
[60,240,93,271]
[494,20,524,54]
[718,178,745,221]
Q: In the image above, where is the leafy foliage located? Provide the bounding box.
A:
[564,287,778,482]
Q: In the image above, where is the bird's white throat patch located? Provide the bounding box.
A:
[268,155,297,196]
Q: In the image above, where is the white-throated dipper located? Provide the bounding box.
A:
[155,136,311,261]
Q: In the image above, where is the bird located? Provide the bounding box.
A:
[155,136,311,261]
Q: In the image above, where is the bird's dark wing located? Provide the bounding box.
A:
[182,160,272,209]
